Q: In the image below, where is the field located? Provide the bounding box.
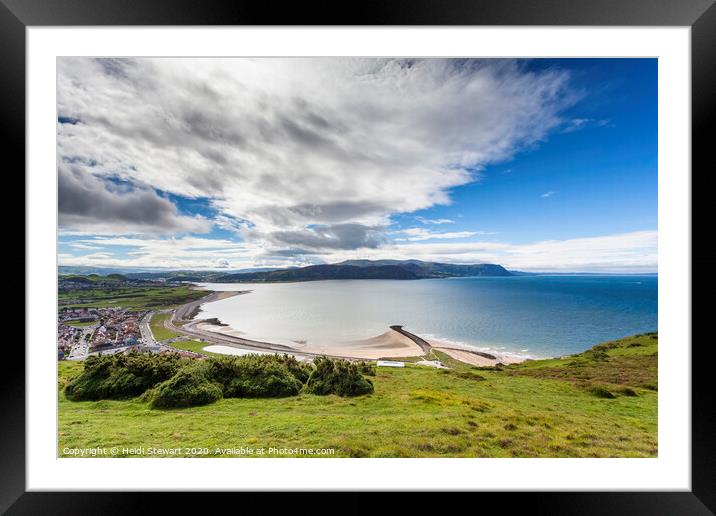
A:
[57,333,657,458]
[149,313,182,341]
[59,285,207,311]
[65,320,97,327]
[167,339,224,358]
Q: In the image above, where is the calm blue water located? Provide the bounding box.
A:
[198,275,657,359]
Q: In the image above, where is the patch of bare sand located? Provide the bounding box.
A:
[431,343,526,367]
[309,330,424,360]
[209,290,247,302]
[194,322,249,338]
[435,348,524,367]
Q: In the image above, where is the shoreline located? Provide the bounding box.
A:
[168,287,529,365]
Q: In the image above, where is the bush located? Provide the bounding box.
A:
[275,353,313,383]
[65,351,314,405]
[148,364,223,408]
[585,349,610,362]
[586,385,616,399]
[617,387,639,397]
[65,351,185,401]
[304,356,374,397]
[357,361,376,376]
[207,354,304,398]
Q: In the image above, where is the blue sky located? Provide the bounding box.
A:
[409,59,657,244]
[57,58,657,272]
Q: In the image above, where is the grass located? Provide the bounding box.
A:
[168,339,224,358]
[58,333,658,458]
[377,355,426,363]
[504,332,658,393]
[149,313,182,342]
[65,320,97,327]
[59,286,207,311]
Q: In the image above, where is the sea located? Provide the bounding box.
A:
[197,275,657,359]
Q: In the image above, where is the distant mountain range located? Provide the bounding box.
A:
[214,260,513,282]
[61,273,129,283]
[59,260,513,283]
[57,266,278,282]
[58,262,657,283]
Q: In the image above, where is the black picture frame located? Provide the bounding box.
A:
[4,0,714,513]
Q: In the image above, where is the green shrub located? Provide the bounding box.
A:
[65,351,312,404]
[586,385,616,399]
[585,349,610,362]
[304,356,374,397]
[275,353,313,383]
[357,361,376,376]
[207,354,304,398]
[65,351,185,401]
[617,386,639,397]
[149,365,223,408]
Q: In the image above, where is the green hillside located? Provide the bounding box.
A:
[58,285,207,310]
[58,333,657,458]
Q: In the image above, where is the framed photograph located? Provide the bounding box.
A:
[6,0,714,511]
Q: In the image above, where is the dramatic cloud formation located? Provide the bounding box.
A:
[58,163,211,235]
[57,58,574,251]
[57,57,656,272]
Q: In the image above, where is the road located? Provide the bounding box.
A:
[66,323,96,360]
[139,311,159,349]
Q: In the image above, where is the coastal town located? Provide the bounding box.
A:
[57,306,204,361]
[57,272,212,361]
[59,307,144,360]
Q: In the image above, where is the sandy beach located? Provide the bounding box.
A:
[189,322,425,360]
[310,330,424,360]
[431,345,525,366]
[189,318,525,365]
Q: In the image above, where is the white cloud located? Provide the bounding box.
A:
[395,228,479,241]
[562,117,610,133]
[415,217,455,225]
[541,191,556,198]
[313,230,658,273]
[57,58,575,248]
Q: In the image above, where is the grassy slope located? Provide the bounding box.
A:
[59,285,206,311]
[149,313,182,342]
[58,333,657,458]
